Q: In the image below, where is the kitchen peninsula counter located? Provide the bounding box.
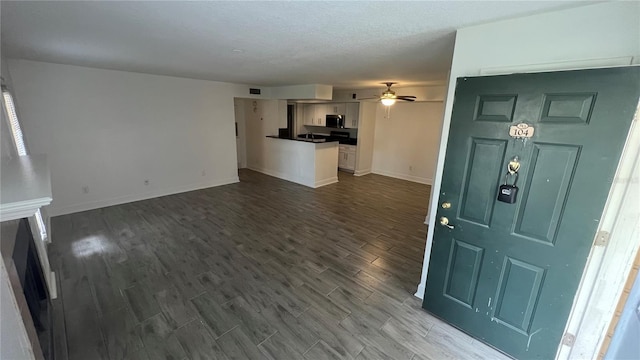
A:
[265,135,339,144]
[252,136,339,188]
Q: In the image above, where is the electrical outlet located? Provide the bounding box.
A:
[144,179,149,186]
[82,186,89,194]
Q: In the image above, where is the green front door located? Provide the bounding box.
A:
[423,67,640,359]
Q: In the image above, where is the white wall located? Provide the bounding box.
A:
[371,102,443,184]
[5,59,259,216]
[243,98,287,171]
[270,84,333,100]
[416,1,640,358]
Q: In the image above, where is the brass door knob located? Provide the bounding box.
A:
[440,217,454,229]
[441,202,451,209]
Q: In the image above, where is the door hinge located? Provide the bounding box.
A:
[562,332,576,347]
[594,230,610,247]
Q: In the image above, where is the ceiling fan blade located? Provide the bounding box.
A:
[398,97,416,102]
[396,95,417,100]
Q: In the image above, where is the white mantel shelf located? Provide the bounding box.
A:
[0,155,52,222]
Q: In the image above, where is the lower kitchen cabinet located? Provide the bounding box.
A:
[338,144,356,171]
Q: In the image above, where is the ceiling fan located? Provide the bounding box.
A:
[359,82,416,106]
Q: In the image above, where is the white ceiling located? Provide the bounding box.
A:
[1,1,595,89]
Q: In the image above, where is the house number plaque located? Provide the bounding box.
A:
[509,123,535,139]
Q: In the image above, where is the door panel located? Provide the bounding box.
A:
[540,93,596,123]
[493,257,545,334]
[475,95,518,122]
[443,239,484,308]
[514,143,580,244]
[459,138,507,226]
[423,67,640,359]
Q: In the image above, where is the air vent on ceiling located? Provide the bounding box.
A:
[249,88,261,95]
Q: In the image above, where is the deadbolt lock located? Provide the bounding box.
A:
[441,202,451,209]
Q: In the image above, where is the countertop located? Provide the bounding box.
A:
[296,134,357,145]
[266,136,339,144]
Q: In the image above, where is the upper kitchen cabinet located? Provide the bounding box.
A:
[302,104,314,125]
[303,104,325,126]
[326,103,346,115]
[345,103,359,128]
[315,105,327,126]
[302,102,360,128]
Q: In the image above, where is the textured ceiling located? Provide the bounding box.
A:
[1,1,595,88]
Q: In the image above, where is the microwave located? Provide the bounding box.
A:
[326,114,345,128]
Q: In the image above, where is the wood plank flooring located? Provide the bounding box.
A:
[48,169,509,360]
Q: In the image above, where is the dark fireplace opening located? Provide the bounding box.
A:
[12,218,53,359]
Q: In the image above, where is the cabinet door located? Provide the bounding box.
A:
[338,151,347,168]
[345,152,356,170]
[345,103,359,128]
[314,104,326,126]
[326,103,346,115]
[303,104,315,125]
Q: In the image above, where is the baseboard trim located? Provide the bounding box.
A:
[314,177,338,188]
[414,282,425,299]
[354,169,372,177]
[247,166,337,189]
[51,176,239,216]
[371,169,433,185]
[248,166,312,187]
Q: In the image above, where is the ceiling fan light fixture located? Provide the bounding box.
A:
[381,98,396,106]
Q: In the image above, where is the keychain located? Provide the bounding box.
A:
[508,156,520,174]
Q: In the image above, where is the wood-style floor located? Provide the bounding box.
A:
[49,169,509,360]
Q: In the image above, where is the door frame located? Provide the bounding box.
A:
[416,63,640,360]
[233,98,247,169]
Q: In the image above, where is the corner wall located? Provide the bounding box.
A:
[371,102,443,184]
[242,98,287,172]
[6,59,254,216]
